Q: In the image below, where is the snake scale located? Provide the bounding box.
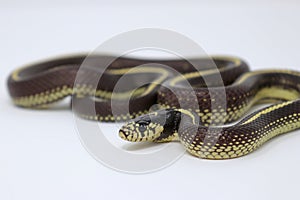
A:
[7,54,300,159]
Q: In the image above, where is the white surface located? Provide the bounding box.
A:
[1,1,300,200]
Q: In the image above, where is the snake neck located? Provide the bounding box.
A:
[152,109,182,142]
[154,108,200,142]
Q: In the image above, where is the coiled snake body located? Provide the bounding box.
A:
[7,54,300,159]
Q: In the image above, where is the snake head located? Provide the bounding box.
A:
[119,109,178,142]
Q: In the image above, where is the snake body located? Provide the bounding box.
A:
[7,54,300,159]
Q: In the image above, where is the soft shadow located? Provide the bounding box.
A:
[122,142,163,151]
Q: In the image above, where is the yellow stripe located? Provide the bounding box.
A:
[241,101,293,125]
[109,66,170,97]
[235,69,300,85]
[169,56,241,86]
[176,108,196,124]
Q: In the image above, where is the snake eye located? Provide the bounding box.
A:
[138,125,147,132]
[137,121,150,132]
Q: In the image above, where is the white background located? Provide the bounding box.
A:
[1,1,300,199]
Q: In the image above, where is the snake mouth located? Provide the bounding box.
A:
[118,125,146,142]
[119,121,164,142]
[119,130,127,140]
[118,123,141,142]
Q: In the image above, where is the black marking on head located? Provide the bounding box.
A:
[155,109,181,140]
[136,120,150,127]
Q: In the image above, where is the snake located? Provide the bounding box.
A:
[7,54,300,159]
